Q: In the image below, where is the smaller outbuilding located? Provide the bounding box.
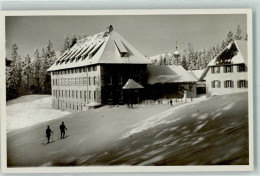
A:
[146,64,198,100]
[189,69,206,95]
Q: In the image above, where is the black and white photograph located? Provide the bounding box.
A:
[1,9,253,173]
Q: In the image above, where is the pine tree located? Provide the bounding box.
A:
[40,40,56,94]
[6,43,21,100]
[32,49,41,93]
[234,25,242,40]
[226,30,234,44]
[22,54,33,93]
[61,35,71,55]
[245,34,248,41]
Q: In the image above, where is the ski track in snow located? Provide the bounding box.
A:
[121,98,206,139]
[7,96,71,132]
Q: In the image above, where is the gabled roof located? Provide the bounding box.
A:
[207,40,248,66]
[200,40,248,81]
[147,64,198,85]
[189,69,205,81]
[47,29,151,71]
[123,79,144,89]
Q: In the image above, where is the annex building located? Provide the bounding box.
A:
[47,25,151,111]
[200,40,248,97]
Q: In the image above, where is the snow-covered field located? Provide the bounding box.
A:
[6,95,71,132]
[7,93,248,166]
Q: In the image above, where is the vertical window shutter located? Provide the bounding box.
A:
[237,65,240,72]
[245,80,248,88]
[211,67,214,73]
[224,81,227,88]
[231,80,234,88]
[212,81,215,88]
[231,65,233,72]
[237,80,241,88]
[224,66,227,73]
[219,81,221,88]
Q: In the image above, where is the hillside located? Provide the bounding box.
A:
[7,93,248,166]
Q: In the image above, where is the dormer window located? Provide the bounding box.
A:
[114,40,128,57]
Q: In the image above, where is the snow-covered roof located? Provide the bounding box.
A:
[207,40,248,67]
[147,64,198,85]
[189,69,205,81]
[47,29,151,71]
[200,40,248,81]
[123,79,144,89]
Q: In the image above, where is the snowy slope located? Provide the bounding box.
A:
[7,95,71,132]
[7,93,248,166]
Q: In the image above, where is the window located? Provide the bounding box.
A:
[80,91,82,99]
[89,91,91,100]
[84,91,87,102]
[83,67,86,72]
[75,68,78,73]
[62,90,63,97]
[76,78,79,85]
[225,80,233,88]
[68,78,71,85]
[72,90,74,98]
[108,77,112,85]
[212,80,221,88]
[76,90,78,99]
[72,78,75,85]
[214,67,220,73]
[94,91,97,100]
[65,90,67,98]
[93,66,97,71]
[58,90,60,97]
[88,67,92,72]
[56,90,58,98]
[237,64,246,72]
[53,79,55,85]
[79,68,82,73]
[83,77,88,85]
[224,65,233,73]
[65,78,68,86]
[56,79,58,86]
[93,77,96,85]
[238,80,247,88]
[79,78,83,85]
[89,77,92,85]
[53,90,55,97]
[69,90,71,98]
[71,69,74,74]
[68,69,70,74]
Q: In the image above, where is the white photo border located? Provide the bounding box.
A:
[0,9,254,173]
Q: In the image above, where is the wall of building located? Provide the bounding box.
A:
[206,64,248,97]
[51,65,101,112]
[100,64,148,105]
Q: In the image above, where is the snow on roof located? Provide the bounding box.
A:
[47,30,151,72]
[189,69,205,80]
[123,79,144,89]
[208,40,248,67]
[200,40,248,81]
[147,64,198,85]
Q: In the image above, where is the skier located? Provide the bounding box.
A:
[170,99,173,106]
[60,122,68,139]
[46,126,53,143]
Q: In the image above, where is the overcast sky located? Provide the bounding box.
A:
[6,14,247,59]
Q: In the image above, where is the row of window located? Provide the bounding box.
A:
[52,66,97,75]
[211,80,247,88]
[53,89,98,101]
[53,77,98,86]
[211,64,246,74]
